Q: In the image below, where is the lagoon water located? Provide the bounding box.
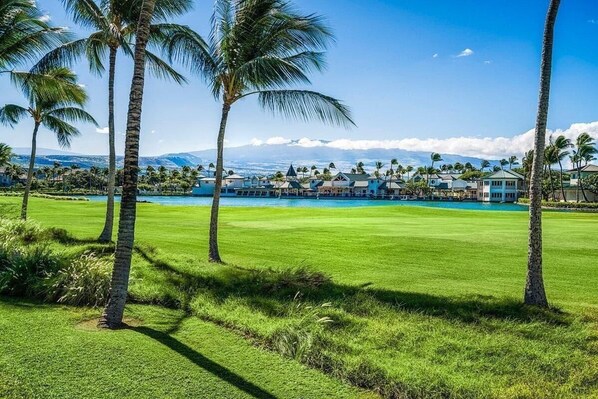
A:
[85,195,529,211]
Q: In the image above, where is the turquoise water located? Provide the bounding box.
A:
[85,195,528,211]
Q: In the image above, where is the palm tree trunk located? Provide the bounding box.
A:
[21,122,40,220]
[579,166,589,202]
[208,102,231,263]
[558,160,566,201]
[525,0,560,308]
[99,0,156,329]
[99,46,118,243]
[548,164,555,201]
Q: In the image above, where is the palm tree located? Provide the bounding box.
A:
[573,133,597,202]
[544,144,558,201]
[525,0,561,308]
[0,143,12,167]
[0,0,66,73]
[428,153,442,182]
[480,160,490,172]
[374,161,384,178]
[329,162,337,173]
[549,135,571,201]
[405,165,414,180]
[310,165,317,176]
[35,0,190,242]
[508,155,519,169]
[166,0,354,263]
[500,159,509,170]
[99,0,158,329]
[0,68,96,220]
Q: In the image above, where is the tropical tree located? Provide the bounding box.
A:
[405,165,414,180]
[525,0,560,308]
[500,159,509,170]
[0,0,67,73]
[549,135,571,201]
[0,143,12,167]
[480,159,490,172]
[0,68,96,219]
[99,0,157,329]
[166,0,354,263]
[572,133,597,202]
[508,155,519,169]
[35,0,190,242]
[428,152,442,181]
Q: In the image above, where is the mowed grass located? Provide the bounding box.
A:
[1,197,598,398]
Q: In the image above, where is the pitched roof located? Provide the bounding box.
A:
[341,173,370,182]
[485,170,523,180]
[567,164,598,173]
[286,164,297,177]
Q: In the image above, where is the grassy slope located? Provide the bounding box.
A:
[1,198,598,398]
[0,299,366,399]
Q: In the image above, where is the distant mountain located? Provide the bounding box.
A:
[12,141,494,174]
[12,147,81,156]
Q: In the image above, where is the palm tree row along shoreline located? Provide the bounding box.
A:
[0,0,594,327]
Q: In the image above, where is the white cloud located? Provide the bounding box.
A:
[39,14,51,22]
[432,53,439,58]
[265,136,292,145]
[484,60,492,64]
[250,138,263,146]
[457,48,474,57]
[78,83,86,88]
[253,122,598,159]
[96,127,109,134]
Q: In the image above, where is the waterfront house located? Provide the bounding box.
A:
[0,168,12,187]
[479,170,524,203]
[568,164,598,186]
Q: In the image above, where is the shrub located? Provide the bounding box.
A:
[49,252,112,307]
[517,198,598,210]
[0,243,61,297]
[0,218,43,244]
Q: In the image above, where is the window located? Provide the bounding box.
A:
[506,181,515,187]
[484,193,489,198]
[484,181,490,186]
[492,181,502,187]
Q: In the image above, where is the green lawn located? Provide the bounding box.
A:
[1,197,598,398]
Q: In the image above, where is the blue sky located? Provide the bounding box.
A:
[2,0,598,157]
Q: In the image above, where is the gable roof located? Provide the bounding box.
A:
[567,164,598,173]
[286,164,297,177]
[485,170,523,180]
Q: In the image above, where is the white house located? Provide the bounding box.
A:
[480,170,524,203]
[568,164,598,186]
[192,173,246,197]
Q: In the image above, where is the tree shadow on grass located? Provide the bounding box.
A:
[134,246,570,327]
[131,324,278,399]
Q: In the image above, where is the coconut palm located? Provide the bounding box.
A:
[525,0,560,308]
[572,133,597,202]
[34,0,190,242]
[0,0,67,72]
[480,160,490,172]
[0,68,97,220]
[166,0,354,263]
[500,159,509,170]
[549,135,571,201]
[99,0,158,329]
[544,144,558,201]
[0,143,12,167]
[508,155,519,169]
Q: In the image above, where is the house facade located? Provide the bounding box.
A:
[568,164,598,186]
[479,170,524,203]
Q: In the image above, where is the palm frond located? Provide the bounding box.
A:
[0,103,29,127]
[62,0,109,31]
[145,49,187,84]
[253,89,354,128]
[30,37,90,73]
[41,115,80,148]
[46,106,98,127]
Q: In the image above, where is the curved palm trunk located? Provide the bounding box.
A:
[21,122,40,220]
[208,103,231,263]
[558,160,566,201]
[579,165,589,202]
[526,0,560,308]
[547,164,555,201]
[98,46,118,242]
[99,0,156,329]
